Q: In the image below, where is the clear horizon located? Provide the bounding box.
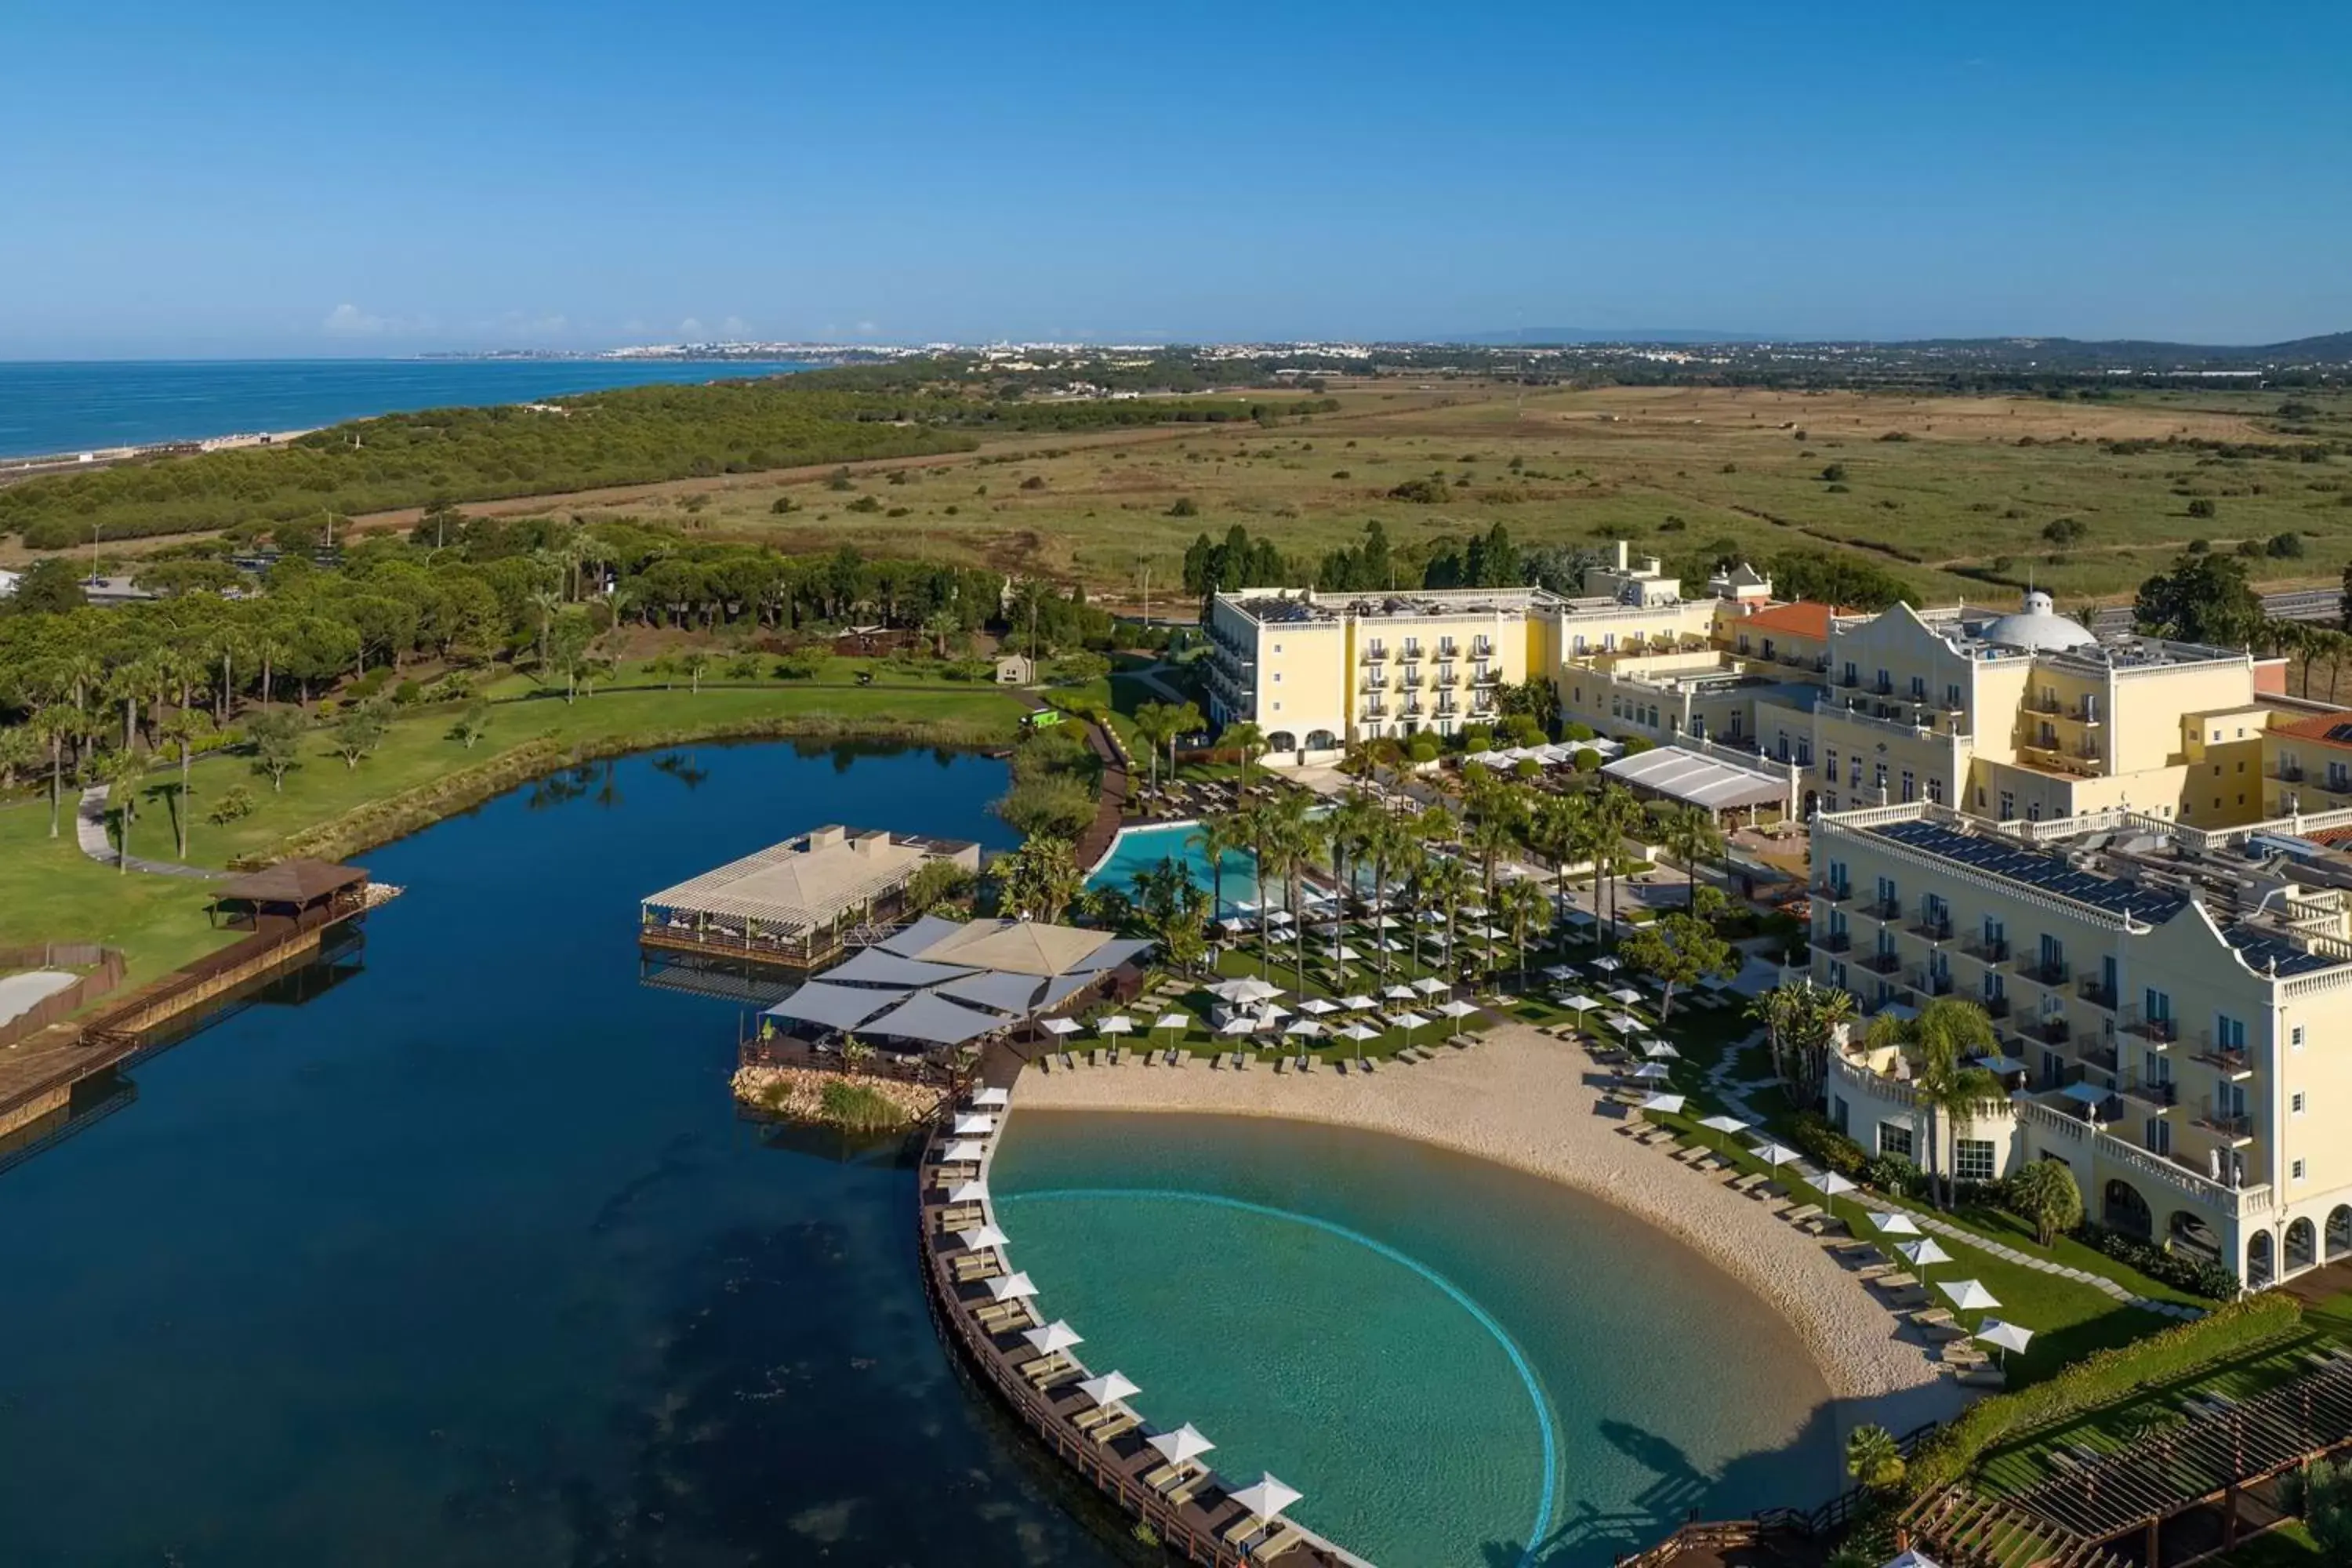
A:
[2,0,2347,358]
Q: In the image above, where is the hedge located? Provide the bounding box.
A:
[1904,1294,2306,1496]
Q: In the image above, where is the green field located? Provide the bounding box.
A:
[0,672,1030,983]
[434,381,2352,607]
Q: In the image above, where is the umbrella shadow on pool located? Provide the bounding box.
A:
[1479,1410,1847,1567]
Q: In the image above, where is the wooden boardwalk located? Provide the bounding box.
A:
[917,1061,1363,1566]
[1073,715,1131,870]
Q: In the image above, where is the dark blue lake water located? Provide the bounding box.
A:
[0,359,818,459]
[0,740,1132,1567]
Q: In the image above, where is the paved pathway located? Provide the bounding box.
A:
[74,783,223,880]
[1693,1018,2202,1323]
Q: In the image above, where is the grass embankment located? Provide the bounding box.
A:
[0,672,1028,984]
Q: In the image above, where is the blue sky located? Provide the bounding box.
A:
[2,0,2346,356]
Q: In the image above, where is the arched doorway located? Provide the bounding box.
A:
[1265,731,1297,754]
[2103,1178,2154,1240]
[2329,1205,2352,1262]
[2285,1217,2318,1274]
[1305,729,1338,753]
[2246,1229,2276,1290]
[2169,1211,2220,1262]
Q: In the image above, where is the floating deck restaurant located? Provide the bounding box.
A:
[638,826,982,971]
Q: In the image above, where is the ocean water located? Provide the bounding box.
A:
[0,358,819,459]
[993,1112,1845,1567]
[0,739,1142,1568]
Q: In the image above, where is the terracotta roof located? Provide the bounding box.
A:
[1739,601,1838,640]
[215,858,367,903]
[2274,712,2352,753]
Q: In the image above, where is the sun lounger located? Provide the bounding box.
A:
[1781,1203,1823,1226]
[1021,1352,1071,1384]
[1726,1172,1764,1193]
[1254,1525,1306,1560]
[1873,1271,1919,1291]
[1069,1403,1119,1432]
[1958,1366,2006,1390]
[1164,1472,1208,1507]
[1275,1056,1290,1075]
[1235,1051,1250,1070]
[938,1207,983,1231]
[1088,1411,1142,1445]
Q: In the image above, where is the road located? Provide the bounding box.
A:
[2088,587,2340,636]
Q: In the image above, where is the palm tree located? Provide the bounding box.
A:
[1131,701,1183,798]
[1656,803,1726,909]
[158,708,214,859]
[102,661,149,753]
[1191,811,1248,925]
[1224,720,1267,790]
[1386,831,1428,976]
[99,746,147,873]
[1463,802,1521,910]
[1589,783,1645,938]
[1251,793,1323,993]
[1867,997,2005,1209]
[1325,793,1381,919]
[1530,792,1585,925]
[1495,877,1552,987]
[32,704,79,840]
[1844,1425,1905,1490]
[1417,853,1475,982]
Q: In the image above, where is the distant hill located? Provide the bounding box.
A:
[1448,328,1764,346]
[1437,328,2352,364]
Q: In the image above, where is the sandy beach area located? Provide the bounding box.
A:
[1014,1023,1973,1438]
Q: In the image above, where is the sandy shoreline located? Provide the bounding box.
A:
[1014,1024,1973,1440]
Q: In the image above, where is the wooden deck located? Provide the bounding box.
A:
[916,1058,1362,1567]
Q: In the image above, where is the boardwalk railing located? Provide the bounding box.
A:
[0,946,127,1050]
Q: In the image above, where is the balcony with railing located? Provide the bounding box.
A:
[1360,673,1389,691]
[2017,955,2071,988]
[1815,881,1854,905]
[1471,667,1501,687]
[1399,670,1425,688]
[1960,935,2011,965]
[2078,976,2118,1010]
[2116,1074,2180,1110]
[1817,929,1853,954]
[1864,895,1904,921]
[1859,949,1903,975]
[2016,1098,2271,1218]
[2075,1039,2119,1073]
[2191,1038,2254,1078]
[1906,967,1955,998]
[1361,645,1388,663]
[2121,1008,2179,1045]
[1909,911,1954,942]
[2016,1014,2072,1047]
[1434,668,1460,688]
[1981,993,2013,1020]
[2016,738,2105,778]
[2192,1102,2254,1142]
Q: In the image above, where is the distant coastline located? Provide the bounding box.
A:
[0,357,822,463]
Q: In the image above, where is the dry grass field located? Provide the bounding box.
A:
[106,381,2352,608]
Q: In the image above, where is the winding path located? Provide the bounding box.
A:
[74,783,223,880]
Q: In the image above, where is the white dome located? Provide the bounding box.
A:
[1980,590,2097,653]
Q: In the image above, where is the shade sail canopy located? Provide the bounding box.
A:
[1338,994,1377,1011]
[865,993,1007,1047]
[985,1270,1039,1301]
[1699,1114,1752,1134]
[1338,1023,1381,1043]
[1754,1142,1800,1164]
[1639,1093,1687,1113]
[913,918,1119,978]
[938,1139,989,1163]
[1231,1473,1302,1522]
[1590,956,1622,973]
[823,947,978,988]
[1900,1238,1953,1269]
[1298,998,1338,1015]
[1602,745,1790,811]
[1871,1210,1922,1236]
[764,980,906,1033]
[971,1086,1011,1108]
[960,1224,1011,1250]
[1558,993,1602,1013]
[1023,1319,1083,1354]
[1437,1000,1479,1019]
[1940,1278,2002,1311]
[1387,1011,1428,1030]
[1209,977,1284,1004]
[1642,1040,1681,1058]
[948,1180,989,1204]
[1283,1018,1323,1037]
[1218,1014,1261,1035]
[1606,1011,1647,1033]
[1094,1014,1136,1036]
[1628,1062,1673,1081]
[1608,987,1645,1006]
[1973,1053,2029,1075]
[1412,976,1450,996]
[1147,1424,1215,1465]
[950,1113,996,1136]
[1154,1013,1192,1031]
[1973,1319,2033,1353]
[1076,1370,1139,1408]
[931,969,1051,1015]
[876,913,969,956]
[1064,936,1153,975]
[1815,1172,1858,1196]
[1040,1016,1082,1036]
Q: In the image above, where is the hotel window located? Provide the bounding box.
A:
[2292,1092,2307,1115]
[2292,1025,2306,1051]
[1900,770,1916,803]
[1797,740,1813,766]
[1872,762,1888,794]
[1849,757,1862,787]
[1824,747,1838,780]
[1759,637,1772,658]
[2293,1160,2307,1182]
[1926,777,1945,805]
[1998,790,2015,821]
[1878,1122,1915,1161]
[1910,674,1926,699]
[1272,672,1283,683]
[1955,1139,1995,1184]
[1272,643,1283,654]
[1945,683,1962,709]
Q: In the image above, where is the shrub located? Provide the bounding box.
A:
[2010,1159,2083,1246]
[817,1078,910,1131]
[1572,747,1601,772]
[1166,496,1198,517]
[1621,735,1654,755]
[205,784,256,825]
[845,495,882,514]
[391,678,424,706]
[2072,1221,2241,1300]
[770,496,798,514]
[826,469,855,492]
[1387,477,1448,503]
[1788,1111,1870,1177]
[1019,475,1046,490]
[1562,720,1595,742]
[1820,463,1848,482]
[2267,531,2306,557]
[1406,735,1441,764]
[2187,497,2216,518]
[2187,538,2211,554]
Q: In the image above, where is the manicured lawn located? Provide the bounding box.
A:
[0,674,1029,984]
[2212,1523,2325,1567]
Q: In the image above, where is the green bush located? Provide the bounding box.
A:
[2074,1221,2241,1301]
[817,1078,909,1131]
[205,784,256,825]
[1788,1111,1870,1177]
[390,678,424,706]
[1563,721,1595,742]
[1573,747,1600,772]
[1904,1294,2304,1497]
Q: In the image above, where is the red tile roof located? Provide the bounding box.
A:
[2274,711,2352,753]
[1739,601,1838,641]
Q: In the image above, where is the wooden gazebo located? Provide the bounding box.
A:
[208,859,372,935]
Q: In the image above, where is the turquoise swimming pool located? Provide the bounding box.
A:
[1086,821,1261,916]
[992,1113,1842,1568]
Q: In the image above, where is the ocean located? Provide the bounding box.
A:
[0,358,822,461]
